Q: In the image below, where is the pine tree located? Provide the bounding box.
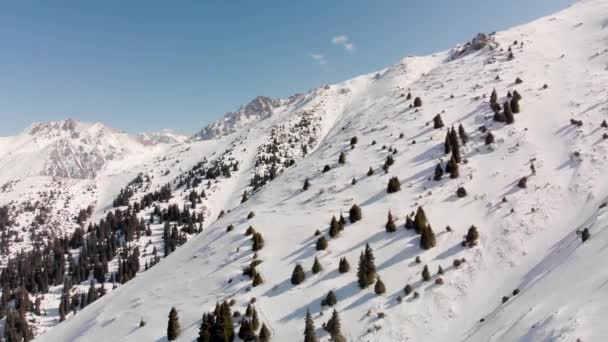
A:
[357,244,377,288]
[252,232,264,251]
[303,178,310,191]
[325,310,345,342]
[510,96,520,114]
[458,123,469,145]
[434,163,444,181]
[291,264,306,285]
[582,228,591,243]
[198,313,213,342]
[438,265,444,275]
[350,136,358,145]
[433,114,445,129]
[404,284,413,296]
[387,176,401,193]
[167,307,181,341]
[385,211,397,233]
[414,97,423,107]
[241,191,249,203]
[405,215,415,230]
[504,100,514,124]
[303,309,318,342]
[422,265,431,282]
[329,216,340,238]
[324,290,337,306]
[312,257,323,274]
[465,225,480,247]
[420,224,437,250]
[414,207,428,235]
[367,167,374,176]
[444,131,452,155]
[252,272,264,287]
[338,152,346,165]
[374,277,386,295]
[338,257,350,273]
[450,129,462,163]
[349,204,362,223]
[445,155,458,178]
[259,323,271,342]
[456,186,467,198]
[485,132,495,145]
[238,319,255,341]
[316,236,328,251]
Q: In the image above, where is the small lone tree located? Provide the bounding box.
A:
[434,163,444,181]
[518,176,528,189]
[458,124,469,145]
[338,257,350,273]
[291,264,306,285]
[385,211,397,233]
[350,136,358,145]
[581,228,591,243]
[387,177,401,193]
[338,152,346,165]
[446,155,459,179]
[433,114,445,129]
[413,97,423,107]
[316,236,328,251]
[511,96,520,114]
[357,244,377,288]
[422,265,431,282]
[349,204,362,223]
[312,257,323,274]
[465,225,480,247]
[324,291,337,306]
[367,167,374,176]
[414,207,428,234]
[303,178,310,191]
[167,307,181,341]
[456,187,467,198]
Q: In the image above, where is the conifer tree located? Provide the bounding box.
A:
[338,152,346,165]
[504,100,515,124]
[387,177,401,193]
[349,204,362,223]
[374,277,386,295]
[465,225,480,247]
[316,236,328,251]
[444,132,452,155]
[259,323,271,342]
[338,214,346,226]
[405,215,415,230]
[329,216,340,238]
[434,163,444,181]
[485,132,495,145]
[197,313,213,342]
[238,319,255,341]
[325,310,345,342]
[324,290,337,306]
[357,244,377,288]
[414,207,428,235]
[304,309,318,342]
[312,257,323,274]
[447,155,459,179]
[167,307,181,341]
[414,97,423,107]
[438,265,444,275]
[582,228,591,243]
[458,123,469,145]
[422,265,431,282]
[241,191,249,203]
[385,211,397,233]
[433,114,445,129]
[510,96,520,114]
[291,264,306,285]
[367,167,374,176]
[252,232,264,252]
[252,272,264,287]
[303,178,310,191]
[338,257,350,273]
[420,224,437,250]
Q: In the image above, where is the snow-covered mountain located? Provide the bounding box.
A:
[2,0,608,341]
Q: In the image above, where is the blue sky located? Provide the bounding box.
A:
[0,0,572,136]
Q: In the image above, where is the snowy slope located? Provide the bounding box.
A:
[15,0,608,341]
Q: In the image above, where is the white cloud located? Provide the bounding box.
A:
[310,53,327,65]
[332,35,355,52]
